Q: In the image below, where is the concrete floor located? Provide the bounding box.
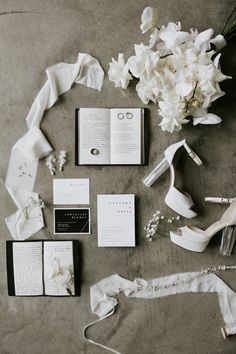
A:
[0,0,236,353]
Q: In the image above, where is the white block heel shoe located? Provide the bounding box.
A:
[142,139,202,218]
[170,197,236,252]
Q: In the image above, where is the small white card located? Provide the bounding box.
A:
[53,179,89,205]
[97,194,135,247]
[54,208,90,234]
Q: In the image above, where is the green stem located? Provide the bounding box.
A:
[185,82,198,113]
[221,4,236,35]
[223,20,236,35]
[225,25,236,40]
[160,53,173,59]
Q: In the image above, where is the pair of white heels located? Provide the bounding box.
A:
[143,139,236,253]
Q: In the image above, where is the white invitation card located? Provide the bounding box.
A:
[97,194,135,247]
[53,178,89,205]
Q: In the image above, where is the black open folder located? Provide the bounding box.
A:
[6,240,80,297]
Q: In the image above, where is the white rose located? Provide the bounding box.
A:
[54,269,72,286]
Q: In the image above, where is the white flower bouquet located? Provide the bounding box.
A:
[108,6,236,132]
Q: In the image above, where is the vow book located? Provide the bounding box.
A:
[75,108,145,165]
[6,240,80,296]
[97,194,135,247]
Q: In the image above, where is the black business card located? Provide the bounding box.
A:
[54,208,90,234]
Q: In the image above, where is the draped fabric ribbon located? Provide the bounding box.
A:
[5,53,104,240]
[85,269,236,353]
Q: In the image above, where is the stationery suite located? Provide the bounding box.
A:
[75,108,145,165]
[97,194,135,247]
[53,179,90,235]
[6,240,80,296]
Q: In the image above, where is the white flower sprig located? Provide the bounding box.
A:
[108,7,232,133]
[47,257,74,296]
[17,195,45,231]
[58,150,68,171]
[144,210,180,241]
[45,154,56,175]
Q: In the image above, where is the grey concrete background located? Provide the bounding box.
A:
[0,1,236,353]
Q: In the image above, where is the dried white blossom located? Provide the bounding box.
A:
[20,195,45,230]
[58,150,68,171]
[25,196,45,211]
[45,154,56,175]
[144,210,180,241]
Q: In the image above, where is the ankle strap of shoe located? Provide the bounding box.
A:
[205,197,235,204]
[183,143,202,166]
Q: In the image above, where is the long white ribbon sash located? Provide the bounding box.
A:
[5,53,104,240]
[87,267,236,353]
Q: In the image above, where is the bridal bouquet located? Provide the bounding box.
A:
[108,7,235,132]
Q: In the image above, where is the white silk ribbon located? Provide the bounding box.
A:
[87,269,236,353]
[5,53,104,240]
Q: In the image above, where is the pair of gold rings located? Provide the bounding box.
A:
[117,112,133,120]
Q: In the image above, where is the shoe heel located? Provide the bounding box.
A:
[183,142,202,166]
[170,232,208,252]
[219,226,236,256]
[142,157,169,187]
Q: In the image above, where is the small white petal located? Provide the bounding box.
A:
[176,81,194,97]
[159,23,190,49]
[193,113,222,125]
[213,53,221,68]
[140,7,158,33]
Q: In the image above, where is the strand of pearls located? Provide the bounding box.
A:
[128,265,236,294]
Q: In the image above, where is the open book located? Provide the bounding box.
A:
[75,108,145,165]
[6,240,79,296]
